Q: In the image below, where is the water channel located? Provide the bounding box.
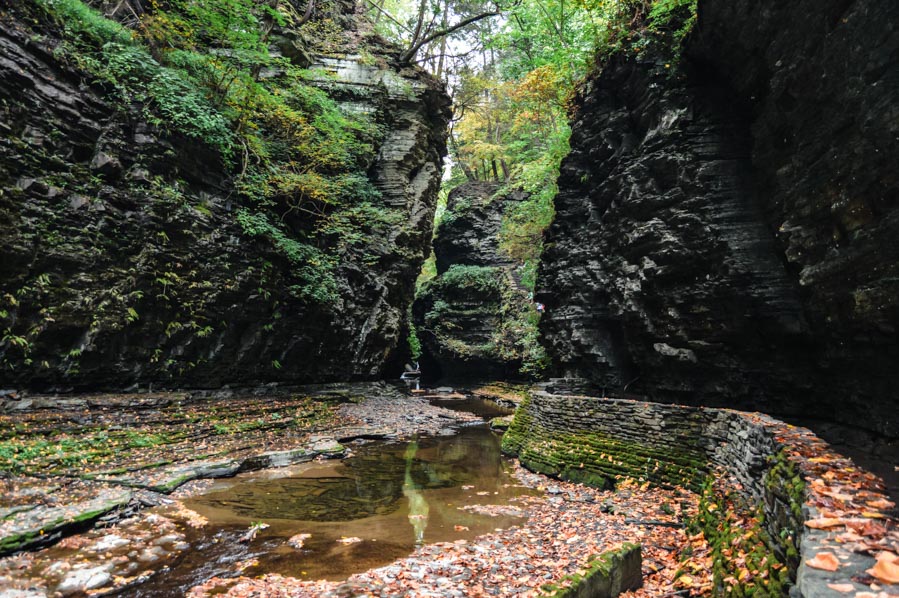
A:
[134,398,534,596]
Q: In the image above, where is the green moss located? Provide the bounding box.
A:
[540,543,641,597]
[687,472,796,597]
[506,404,806,597]
[318,442,345,455]
[488,416,513,431]
[505,404,708,491]
[0,505,118,555]
[0,530,40,554]
[560,467,610,489]
[152,474,193,494]
[500,394,533,456]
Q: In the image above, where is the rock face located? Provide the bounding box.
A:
[537,0,899,437]
[413,182,532,381]
[0,1,449,390]
[432,181,522,274]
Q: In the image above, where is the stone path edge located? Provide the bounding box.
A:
[506,391,897,597]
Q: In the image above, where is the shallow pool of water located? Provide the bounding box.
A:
[135,424,534,595]
[429,396,514,419]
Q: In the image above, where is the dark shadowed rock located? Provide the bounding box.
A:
[433,181,526,274]
[413,182,532,381]
[537,0,899,439]
[0,2,449,391]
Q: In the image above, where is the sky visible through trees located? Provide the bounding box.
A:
[370,0,697,291]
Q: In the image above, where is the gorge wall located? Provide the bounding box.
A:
[537,0,899,439]
[412,182,534,381]
[0,0,449,391]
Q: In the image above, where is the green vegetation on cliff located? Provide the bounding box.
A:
[31,0,385,303]
[443,0,699,287]
[1,0,447,385]
[389,0,697,374]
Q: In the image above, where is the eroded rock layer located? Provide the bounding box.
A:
[503,391,897,596]
[413,182,531,381]
[537,0,899,437]
[0,1,449,390]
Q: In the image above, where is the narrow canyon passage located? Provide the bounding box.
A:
[1,0,897,595]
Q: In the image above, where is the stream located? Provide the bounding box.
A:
[129,398,531,596]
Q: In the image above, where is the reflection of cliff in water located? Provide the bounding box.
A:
[403,440,429,544]
[134,425,534,593]
[188,426,509,523]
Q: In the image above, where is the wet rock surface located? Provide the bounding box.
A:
[432,181,525,274]
[507,391,899,597]
[0,384,483,596]
[537,0,899,439]
[0,383,475,558]
[186,469,692,598]
[0,2,449,391]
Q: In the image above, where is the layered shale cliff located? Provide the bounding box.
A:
[537,0,899,438]
[0,0,449,390]
[413,182,535,381]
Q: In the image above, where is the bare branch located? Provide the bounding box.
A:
[361,0,414,33]
[400,7,500,64]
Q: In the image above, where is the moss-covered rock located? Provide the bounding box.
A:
[504,392,881,597]
[412,182,544,381]
[0,0,450,391]
[540,543,642,598]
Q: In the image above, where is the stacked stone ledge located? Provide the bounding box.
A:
[503,390,896,597]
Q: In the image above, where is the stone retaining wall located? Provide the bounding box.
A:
[503,391,896,597]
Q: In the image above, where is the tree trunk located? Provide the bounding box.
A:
[435,0,448,78]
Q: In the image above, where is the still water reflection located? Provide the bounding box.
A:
[163,424,533,587]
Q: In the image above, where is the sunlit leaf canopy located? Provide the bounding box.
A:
[368,0,696,292]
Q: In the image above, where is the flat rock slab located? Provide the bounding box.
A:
[469,382,530,409]
[488,415,513,431]
[0,384,479,559]
[187,467,693,597]
[56,564,113,596]
[0,486,131,556]
[93,437,346,493]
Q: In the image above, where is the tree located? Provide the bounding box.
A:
[399,0,502,64]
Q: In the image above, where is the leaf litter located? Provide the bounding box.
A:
[187,468,713,597]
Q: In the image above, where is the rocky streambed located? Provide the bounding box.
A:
[0,383,707,597]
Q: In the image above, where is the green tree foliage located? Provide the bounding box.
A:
[449,0,697,290]
[398,0,695,374]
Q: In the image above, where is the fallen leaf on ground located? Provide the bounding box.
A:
[806,552,840,572]
[867,554,899,584]
[826,583,855,592]
[806,518,848,529]
[287,533,311,549]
